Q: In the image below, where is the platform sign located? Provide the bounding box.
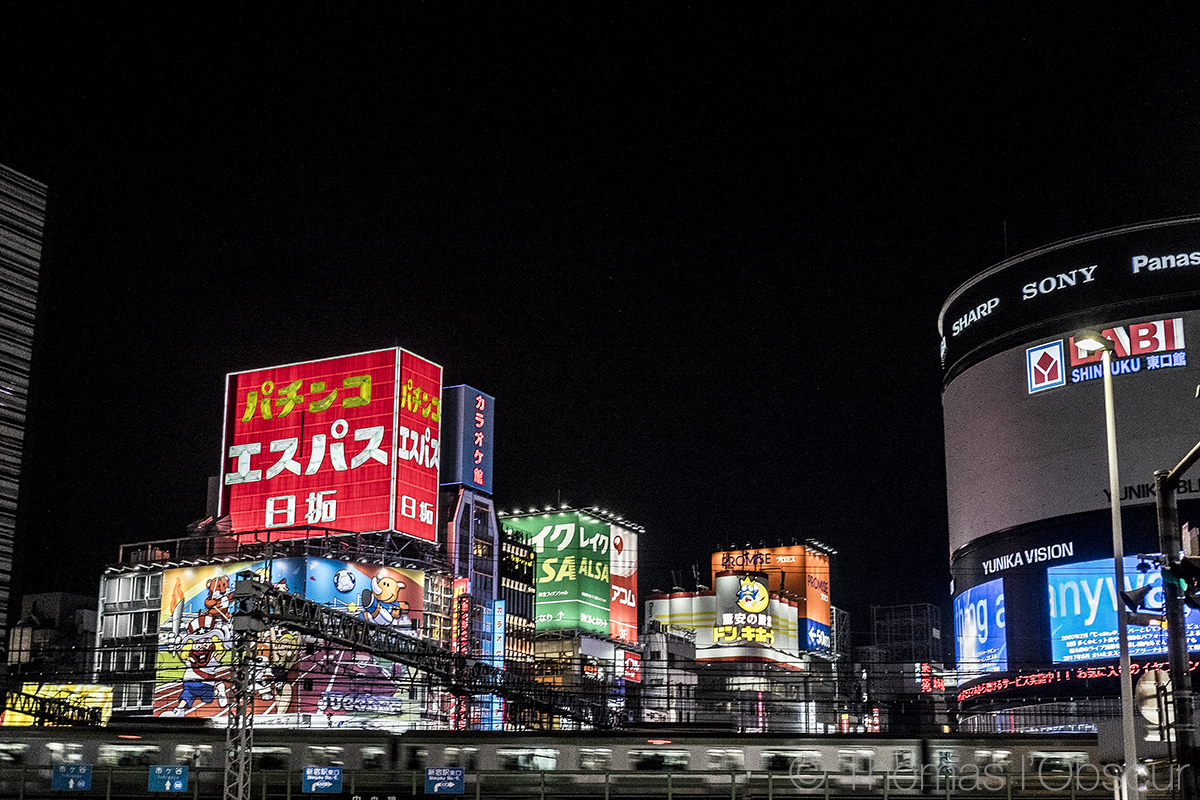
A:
[149,765,188,792]
[302,766,343,793]
[425,767,465,794]
[51,764,91,791]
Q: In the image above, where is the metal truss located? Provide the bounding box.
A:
[222,572,611,800]
[0,687,101,726]
[223,580,264,800]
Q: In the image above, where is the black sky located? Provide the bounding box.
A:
[5,5,1200,644]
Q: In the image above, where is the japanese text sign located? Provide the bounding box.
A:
[302,766,343,793]
[502,511,611,636]
[52,764,92,791]
[442,385,494,492]
[220,348,442,542]
[148,765,188,792]
[425,767,465,794]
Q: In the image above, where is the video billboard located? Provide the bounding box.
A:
[153,558,428,728]
[1047,555,1200,663]
[220,348,442,542]
[501,511,612,637]
[953,577,1008,673]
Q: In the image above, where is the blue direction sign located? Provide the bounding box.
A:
[302,765,343,793]
[51,763,92,791]
[149,765,189,792]
[425,767,465,794]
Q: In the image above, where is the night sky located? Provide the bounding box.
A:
[5,6,1200,646]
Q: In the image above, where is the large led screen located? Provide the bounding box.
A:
[1047,555,1200,663]
[220,348,442,542]
[501,512,612,637]
[954,577,1008,673]
[153,558,429,729]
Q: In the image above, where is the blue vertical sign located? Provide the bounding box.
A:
[490,599,506,728]
[51,764,92,791]
[148,765,189,792]
[440,386,495,492]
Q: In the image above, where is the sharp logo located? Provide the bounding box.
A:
[1026,341,1065,394]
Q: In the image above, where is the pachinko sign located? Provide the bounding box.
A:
[220,348,442,542]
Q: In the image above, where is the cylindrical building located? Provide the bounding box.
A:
[940,216,1200,730]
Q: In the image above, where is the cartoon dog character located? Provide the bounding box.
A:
[250,629,302,710]
[360,572,411,627]
[186,575,231,635]
[175,634,228,712]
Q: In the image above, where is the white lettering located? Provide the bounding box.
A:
[1132,251,1200,274]
[952,297,1000,336]
[1022,266,1098,300]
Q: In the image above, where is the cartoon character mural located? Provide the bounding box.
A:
[155,559,304,719]
[175,634,228,712]
[154,557,427,730]
[359,571,412,627]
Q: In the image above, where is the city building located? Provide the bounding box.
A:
[498,507,644,729]
[940,216,1200,731]
[89,351,543,731]
[0,164,46,650]
[6,591,96,680]
[871,603,943,664]
[640,541,842,732]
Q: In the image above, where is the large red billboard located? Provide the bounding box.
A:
[220,349,442,542]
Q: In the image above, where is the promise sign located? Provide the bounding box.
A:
[219,348,442,542]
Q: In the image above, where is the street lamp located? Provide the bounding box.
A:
[1076,329,1139,800]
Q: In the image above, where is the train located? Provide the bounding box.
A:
[0,720,1171,798]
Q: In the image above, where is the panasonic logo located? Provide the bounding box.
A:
[1131,251,1200,273]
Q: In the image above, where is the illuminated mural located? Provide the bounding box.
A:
[153,558,430,729]
[0,684,113,726]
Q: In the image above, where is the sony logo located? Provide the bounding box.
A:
[1021,265,1097,300]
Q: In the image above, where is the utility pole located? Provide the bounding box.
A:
[1156,457,1200,800]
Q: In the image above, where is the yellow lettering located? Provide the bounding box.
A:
[554,556,577,582]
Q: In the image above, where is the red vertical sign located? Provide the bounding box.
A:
[394,351,442,542]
